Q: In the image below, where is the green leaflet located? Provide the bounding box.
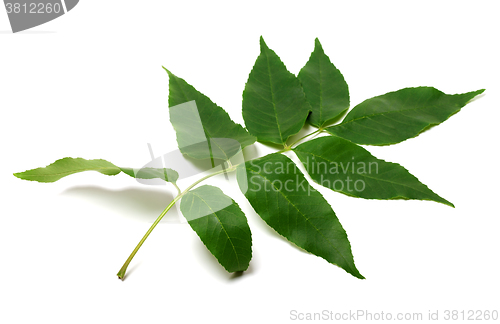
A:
[165,69,256,161]
[242,37,311,145]
[180,185,252,272]
[298,38,349,127]
[120,167,179,182]
[326,87,485,145]
[294,137,453,207]
[14,157,179,183]
[237,153,363,279]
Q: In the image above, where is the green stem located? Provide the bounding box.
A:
[117,166,233,280]
[172,182,181,196]
[276,147,291,154]
[118,129,322,280]
[117,197,179,280]
[288,129,321,148]
[183,168,230,193]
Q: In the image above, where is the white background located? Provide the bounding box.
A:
[1,1,499,323]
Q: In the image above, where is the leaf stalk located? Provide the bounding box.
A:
[288,129,322,148]
[117,166,234,280]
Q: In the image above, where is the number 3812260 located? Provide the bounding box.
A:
[5,3,62,14]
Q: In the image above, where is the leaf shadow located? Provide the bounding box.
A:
[181,154,226,174]
[254,141,284,152]
[60,186,182,223]
[242,144,259,161]
[320,108,349,128]
[286,123,318,146]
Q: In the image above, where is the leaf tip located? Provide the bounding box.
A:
[439,198,455,208]
[461,88,486,103]
[162,66,172,75]
[475,88,486,96]
[347,265,365,280]
[13,170,39,182]
[314,37,323,52]
[466,88,485,98]
[259,36,268,50]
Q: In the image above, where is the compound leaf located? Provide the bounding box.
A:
[14,157,179,183]
[237,153,363,279]
[242,37,311,145]
[180,185,252,272]
[294,136,453,206]
[298,38,349,127]
[326,87,484,145]
[165,69,256,161]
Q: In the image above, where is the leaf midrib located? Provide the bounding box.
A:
[264,48,284,144]
[190,192,241,269]
[317,50,323,124]
[344,104,439,125]
[333,101,448,129]
[18,166,120,178]
[171,75,230,161]
[246,165,356,274]
[294,148,440,198]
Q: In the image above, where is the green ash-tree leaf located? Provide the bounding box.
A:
[294,136,453,206]
[298,38,349,127]
[326,87,484,145]
[237,153,363,279]
[14,157,179,183]
[120,167,179,182]
[242,37,311,145]
[165,69,256,162]
[180,185,252,272]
